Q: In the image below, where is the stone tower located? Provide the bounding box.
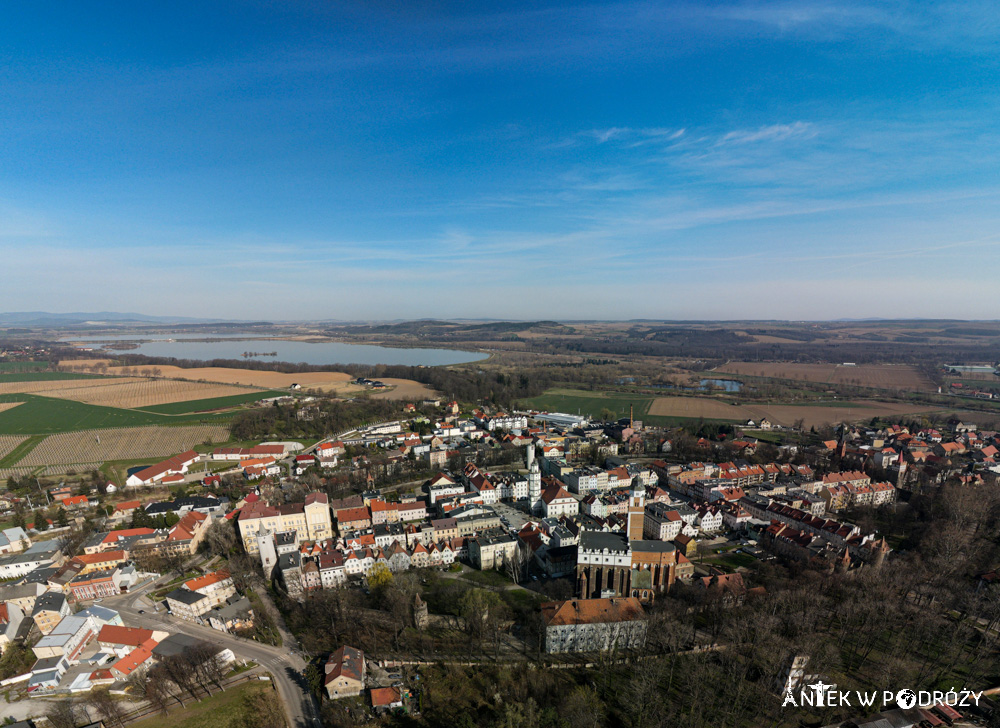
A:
[835,547,851,575]
[413,593,429,629]
[871,537,889,570]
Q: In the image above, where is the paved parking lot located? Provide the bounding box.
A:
[492,500,533,532]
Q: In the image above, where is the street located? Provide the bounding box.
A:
[101,579,321,728]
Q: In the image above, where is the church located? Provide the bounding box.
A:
[575,480,685,603]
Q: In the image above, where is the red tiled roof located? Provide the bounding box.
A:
[98,625,154,647]
[184,569,230,592]
[370,686,402,707]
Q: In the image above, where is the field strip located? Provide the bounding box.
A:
[0,435,46,468]
[0,435,29,462]
[0,403,23,414]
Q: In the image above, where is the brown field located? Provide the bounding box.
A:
[0,435,28,460]
[713,362,933,390]
[61,361,365,395]
[17,424,231,467]
[0,377,134,396]
[649,395,937,428]
[0,376,259,409]
[369,378,440,400]
[649,396,753,420]
[38,379,260,409]
[0,402,23,414]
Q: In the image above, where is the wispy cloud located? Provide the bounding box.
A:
[719,121,816,145]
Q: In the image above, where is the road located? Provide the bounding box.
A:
[102,579,321,728]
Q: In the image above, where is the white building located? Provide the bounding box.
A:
[541,598,646,654]
[541,483,579,519]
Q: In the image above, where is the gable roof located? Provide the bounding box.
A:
[98,625,154,647]
[325,645,364,685]
[540,597,644,626]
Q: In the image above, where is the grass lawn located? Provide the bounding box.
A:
[520,388,656,420]
[125,681,278,728]
[463,569,515,588]
[0,394,236,434]
[139,390,286,415]
[706,552,756,570]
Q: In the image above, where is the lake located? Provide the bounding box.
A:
[65,335,487,367]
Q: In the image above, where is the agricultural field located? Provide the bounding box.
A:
[712,362,933,390]
[647,396,750,420]
[0,361,49,371]
[0,371,104,382]
[0,435,28,461]
[61,361,362,393]
[0,394,235,434]
[0,377,133,396]
[18,378,264,409]
[0,402,23,414]
[369,378,440,400]
[17,424,232,467]
[521,388,656,420]
[648,396,938,428]
[140,390,285,414]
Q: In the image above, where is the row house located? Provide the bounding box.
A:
[492,472,529,500]
[695,505,723,532]
[643,502,685,541]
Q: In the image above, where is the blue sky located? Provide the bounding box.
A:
[1,1,998,321]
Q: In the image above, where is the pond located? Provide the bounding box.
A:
[64,335,487,367]
[699,379,743,392]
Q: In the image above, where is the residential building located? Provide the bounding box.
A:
[541,482,579,519]
[325,645,366,699]
[541,597,646,653]
[469,530,519,570]
[32,591,70,635]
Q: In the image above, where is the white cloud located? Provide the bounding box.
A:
[719,121,816,145]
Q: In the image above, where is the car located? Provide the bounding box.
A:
[138,610,145,614]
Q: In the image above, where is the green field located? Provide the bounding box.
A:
[0,394,235,434]
[520,387,656,420]
[139,390,285,415]
[0,371,105,382]
[0,361,49,372]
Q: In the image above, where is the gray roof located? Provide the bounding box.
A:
[0,583,44,601]
[24,541,61,557]
[579,531,630,553]
[32,591,67,615]
[20,566,58,585]
[151,632,202,658]
[630,540,676,554]
[75,605,118,623]
[277,552,301,570]
[165,588,207,605]
[211,595,253,621]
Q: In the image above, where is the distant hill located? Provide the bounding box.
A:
[0,311,229,326]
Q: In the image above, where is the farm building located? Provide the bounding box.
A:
[126,450,199,487]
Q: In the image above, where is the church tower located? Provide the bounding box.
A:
[527,445,542,515]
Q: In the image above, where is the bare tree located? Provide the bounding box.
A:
[187,641,228,693]
[88,687,127,728]
[45,698,80,728]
